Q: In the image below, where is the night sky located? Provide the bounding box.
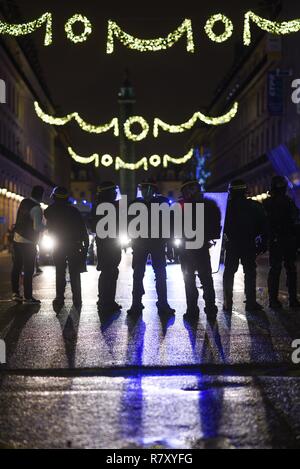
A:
[14,0,264,165]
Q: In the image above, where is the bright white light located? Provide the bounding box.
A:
[40,234,56,251]
[119,235,130,247]
[89,234,94,244]
[174,239,182,248]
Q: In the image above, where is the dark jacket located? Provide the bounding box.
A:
[263,194,299,241]
[93,200,122,252]
[15,198,40,242]
[180,198,222,249]
[45,202,89,248]
[224,197,267,244]
[130,195,170,249]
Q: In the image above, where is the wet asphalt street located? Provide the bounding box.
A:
[0,251,300,449]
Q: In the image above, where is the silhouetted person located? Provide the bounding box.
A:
[180,180,221,321]
[223,180,268,313]
[11,185,44,304]
[127,181,175,317]
[264,176,300,309]
[44,187,89,311]
[93,181,122,315]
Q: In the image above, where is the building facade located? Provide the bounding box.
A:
[188,3,300,201]
[0,4,71,248]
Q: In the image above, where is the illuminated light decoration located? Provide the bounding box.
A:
[0,12,53,46]
[115,156,148,171]
[34,102,119,136]
[68,146,100,168]
[124,116,150,142]
[34,101,74,126]
[244,11,300,46]
[65,14,92,43]
[35,100,237,139]
[67,147,194,170]
[149,155,161,168]
[0,187,49,208]
[163,148,194,168]
[75,115,119,136]
[194,147,211,190]
[204,14,234,43]
[153,102,238,137]
[101,154,114,167]
[106,18,195,54]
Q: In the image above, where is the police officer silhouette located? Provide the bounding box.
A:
[45,187,89,311]
[93,181,122,315]
[127,181,175,317]
[223,180,268,313]
[180,180,221,321]
[264,176,300,309]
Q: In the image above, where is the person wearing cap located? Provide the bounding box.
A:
[263,176,300,309]
[180,180,221,321]
[223,179,268,313]
[93,181,122,315]
[44,187,89,311]
[11,185,45,304]
[127,180,175,317]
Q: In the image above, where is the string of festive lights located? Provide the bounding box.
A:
[34,102,119,136]
[149,155,161,168]
[0,12,53,46]
[0,187,48,210]
[244,11,300,46]
[2,13,300,50]
[35,101,238,139]
[106,18,195,54]
[123,116,150,142]
[204,14,234,43]
[68,147,194,170]
[68,147,100,168]
[115,156,148,171]
[153,102,238,137]
[65,14,92,43]
[163,149,194,168]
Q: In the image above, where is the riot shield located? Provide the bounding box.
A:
[204,192,228,274]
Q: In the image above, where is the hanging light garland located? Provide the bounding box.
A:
[163,149,194,168]
[35,101,238,140]
[244,11,300,46]
[106,18,195,54]
[68,147,100,168]
[204,14,234,43]
[65,14,92,43]
[123,116,150,142]
[2,13,300,50]
[149,155,161,168]
[101,154,114,167]
[68,147,194,170]
[34,101,119,136]
[153,102,238,137]
[0,12,53,46]
[115,156,149,171]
